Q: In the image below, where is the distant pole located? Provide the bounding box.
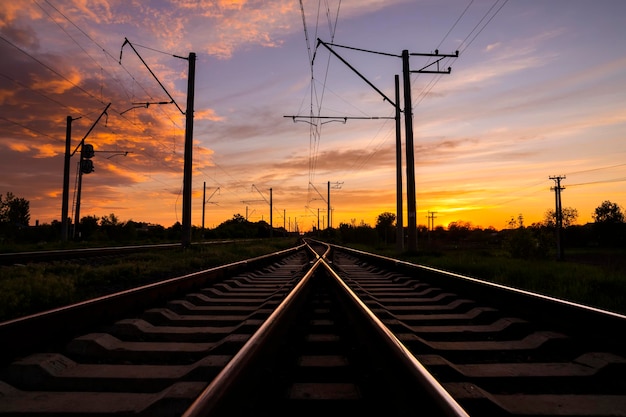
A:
[317,207,320,231]
[202,181,206,232]
[61,116,73,242]
[181,52,196,248]
[269,187,273,238]
[402,50,417,253]
[550,175,566,260]
[395,74,403,252]
[327,181,331,229]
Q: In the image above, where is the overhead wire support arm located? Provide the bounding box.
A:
[411,50,459,74]
[119,38,184,115]
[316,38,397,108]
[71,102,111,157]
[284,115,396,125]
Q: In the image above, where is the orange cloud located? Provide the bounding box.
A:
[8,143,29,153]
[195,108,223,122]
[31,69,82,95]
[34,143,58,158]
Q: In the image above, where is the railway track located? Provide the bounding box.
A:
[1,240,625,416]
[0,240,242,265]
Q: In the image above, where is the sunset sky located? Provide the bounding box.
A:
[1,0,625,233]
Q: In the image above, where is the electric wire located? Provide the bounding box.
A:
[34,0,188,212]
[41,0,184,130]
[0,34,106,106]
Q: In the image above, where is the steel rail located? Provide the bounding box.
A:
[0,239,248,265]
[319,256,471,417]
[327,241,626,337]
[0,243,306,360]
[181,253,321,417]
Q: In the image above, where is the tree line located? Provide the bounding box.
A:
[1,191,624,255]
[316,200,625,259]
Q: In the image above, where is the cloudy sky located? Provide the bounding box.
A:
[1,0,625,232]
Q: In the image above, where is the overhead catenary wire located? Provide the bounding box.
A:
[41,0,183,128]
[45,4,185,154]
[1,2,197,225]
[300,0,342,209]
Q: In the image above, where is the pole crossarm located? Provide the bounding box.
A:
[94,150,131,159]
[120,101,172,115]
[205,187,220,203]
[251,184,270,206]
[411,51,458,74]
[309,182,327,204]
[284,115,395,125]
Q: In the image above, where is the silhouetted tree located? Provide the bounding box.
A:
[544,207,578,228]
[593,200,624,223]
[592,201,625,247]
[79,215,100,239]
[375,212,396,244]
[0,192,30,226]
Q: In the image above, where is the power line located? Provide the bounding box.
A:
[40,0,184,129]
[0,71,78,114]
[566,163,626,176]
[568,177,626,187]
[414,0,509,107]
[0,116,60,142]
[0,34,105,106]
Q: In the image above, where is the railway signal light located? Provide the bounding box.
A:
[81,143,94,174]
[80,159,94,174]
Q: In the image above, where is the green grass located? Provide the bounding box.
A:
[346,243,626,316]
[0,238,299,322]
[3,238,624,323]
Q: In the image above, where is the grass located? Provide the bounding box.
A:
[345,243,626,316]
[3,238,624,322]
[0,238,299,322]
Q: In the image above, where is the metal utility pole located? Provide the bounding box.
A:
[327,181,330,229]
[181,52,196,247]
[269,188,273,238]
[61,115,80,242]
[550,175,566,260]
[317,207,320,232]
[201,182,219,232]
[71,103,111,239]
[402,50,417,252]
[403,49,457,252]
[395,75,403,251]
[297,40,456,253]
[119,40,195,247]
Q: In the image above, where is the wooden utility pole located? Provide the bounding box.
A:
[428,211,438,231]
[550,175,566,260]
